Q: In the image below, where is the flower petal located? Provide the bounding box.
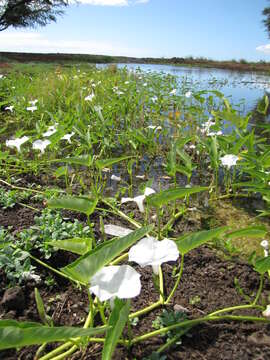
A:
[104,224,133,237]
[89,265,141,302]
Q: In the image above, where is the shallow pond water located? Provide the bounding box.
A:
[99,63,270,114]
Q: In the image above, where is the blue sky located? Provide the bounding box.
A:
[0,0,270,61]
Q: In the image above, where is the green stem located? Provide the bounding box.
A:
[102,199,141,229]
[161,208,186,234]
[159,265,164,304]
[129,300,162,319]
[87,215,96,248]
[48,345,78,360]
[0,178,45,194]
[208,303,264,317]
[110,252,128,265]
[27,252,81,285]
[165,256,184,305]
[40,296,96,360]
[252,274,264,306]
[18,202,41,212]
[131,314,270,344]
[157,328,189,354]
[157,207,161,240]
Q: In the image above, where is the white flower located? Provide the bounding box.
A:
[121,187,155,213]
[185,91,192,98]
[33,139,51,154]
[85,93,95,101]
[147,125,162,131]
[201,118,215,134]
[125,81,129,84]
[0,75,4,79]
[129,237,179,274]
[151,96,158,103]
[261,240,269,257]
[207,131,223,137]
[111,174,121,182]
[26,106,37,112]
[104,224,132,237]
[143,82,148,87]
[29,99,38,106]
[61,132,75,143]
[5,105,14,112]
[43,126,57,137]
[170,89,177,95]
[263,304,270,318]
[89,265,141,302]
[220,154,239,169]
[6,136,29,152]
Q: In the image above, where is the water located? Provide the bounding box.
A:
[99,63,270,113]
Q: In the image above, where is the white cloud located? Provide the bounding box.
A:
[0,31,147,57]
[256,44,270,54]
[135,0,149,3]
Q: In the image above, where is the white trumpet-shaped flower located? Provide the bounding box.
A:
[89,265,141,302]
[129,237,179,274]
[104,224,132,237]
[170,89,177,95]
[111,174,121,182]
[29,99,38,106]
[220,154,239,169]
[261,240,269,257]
[61,132,75,143]
[185,91,192,98]
[26,106,37,112]
[33,139,51,154]
[5,105,14,112]
[43,125,57,137]
[6,136,29,152]
[147,125,162,131]
[121,187,155,213]
[85,93,95,102]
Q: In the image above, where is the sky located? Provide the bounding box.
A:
[0,0,270,61]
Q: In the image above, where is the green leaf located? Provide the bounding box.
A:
[48,196,98,216]
[0,320,107,350]
[35,288,51,326]
[255,256,270,274]
[146,187,208,208]
[175,227,228,256]
[56,155,92,167]
[225,226,267,240]
[61,225,153,284]
[54,166,68,179]
[95,156,133,170]
[48,237,92,255]
[102,299,130,360]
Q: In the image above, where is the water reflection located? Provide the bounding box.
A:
[98,63,270,113]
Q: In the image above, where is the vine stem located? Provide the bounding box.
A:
[130,314,270,344]
[165,255,184,305]
[129,300,162,319]
[208,303,264,317]
[0,178,45,194]
[39,300,95,360]
[252,274,264,306]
